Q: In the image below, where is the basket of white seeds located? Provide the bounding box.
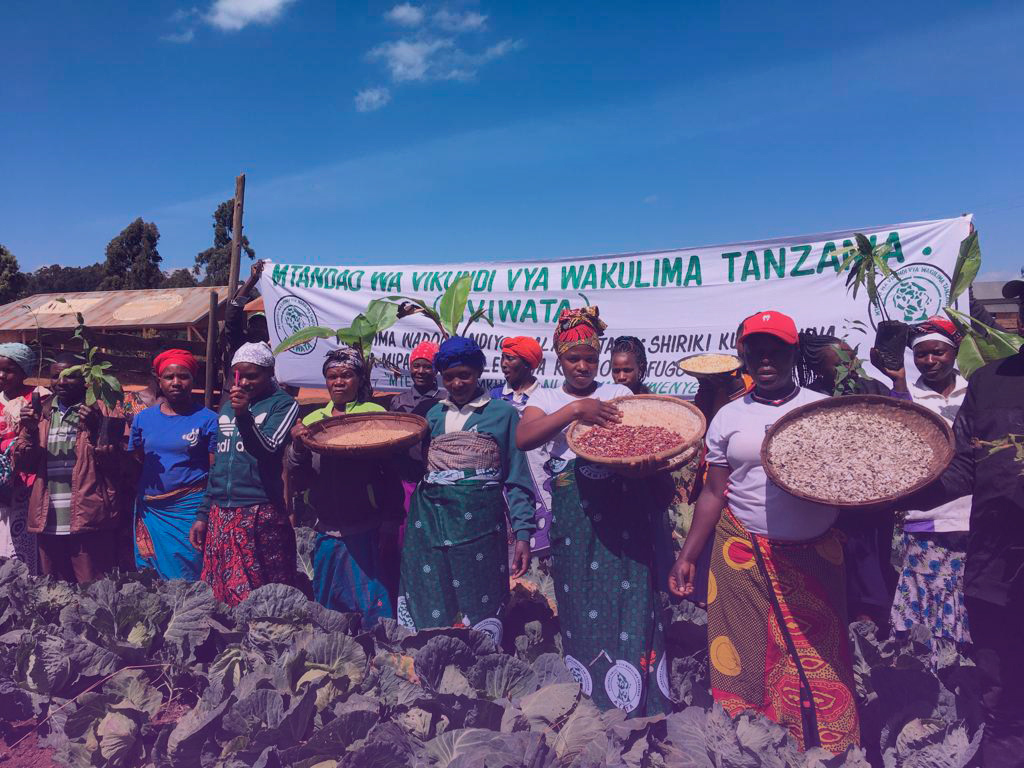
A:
[761,395,955,507]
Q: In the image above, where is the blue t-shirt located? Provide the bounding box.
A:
[128,404,219,497]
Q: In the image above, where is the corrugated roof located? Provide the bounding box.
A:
[0,287,231,331]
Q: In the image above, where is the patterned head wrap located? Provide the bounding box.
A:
[501,336,543,369]
[554,307,606,356]
[435,336,487,373]
[611,336,648,379]
[153,349,199,376]
[323,344,371,402]
[0,343,36,377]
[410,340,439,364]
[908,316,962,349]
[231,341,275,369]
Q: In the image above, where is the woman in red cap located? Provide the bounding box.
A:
[490,336,551,555]
[127,349,218,580]
[518,307,672,717]
[669,311,860,754]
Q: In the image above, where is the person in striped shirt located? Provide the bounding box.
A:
[13,352,127,582]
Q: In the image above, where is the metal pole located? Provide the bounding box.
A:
[227,173,246,291]
[204,290,217,409]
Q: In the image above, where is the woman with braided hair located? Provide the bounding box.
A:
[611,336,651,395]
[288,345,403,625]
[518,307,672,716]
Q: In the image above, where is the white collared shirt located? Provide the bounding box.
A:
[903,371,971,532]
[501,379,540,405]
[441,391,491,433]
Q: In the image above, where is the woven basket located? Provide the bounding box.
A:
[567,395,706,470]
[676,353,742,376]
[300,412,429,458]
[761,394,954,507]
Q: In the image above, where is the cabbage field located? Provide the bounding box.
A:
[0,543,984,767]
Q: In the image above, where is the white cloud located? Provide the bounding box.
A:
[643,195,658,205]
[369,36,521,83]
[206,0,297,31]
[355,87,392,113]
[432,8,486,32]
[162,28,196,43]
[385,3,425,27]
[369,39,453,82]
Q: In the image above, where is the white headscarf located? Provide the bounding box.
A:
[232,341,275,369]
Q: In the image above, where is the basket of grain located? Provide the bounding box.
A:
[677,353,743,376]
[761,395,954,507]
[567,395,706,472]
[300,412,429,458]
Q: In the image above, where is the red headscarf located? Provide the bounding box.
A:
[501,336,543,369]
[410,341,439,364]
[554,307,606,355]
[153,349,199,376]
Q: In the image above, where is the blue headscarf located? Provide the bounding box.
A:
[0,343,36,377]
[435,336,486,373]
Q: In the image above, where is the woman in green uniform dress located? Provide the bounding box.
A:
[517,307,673,716]
[397,336,534,645]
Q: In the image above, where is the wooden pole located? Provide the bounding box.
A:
[227,173,246,293]
[204,291,217,409]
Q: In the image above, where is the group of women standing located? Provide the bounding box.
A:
[0,302,978,757]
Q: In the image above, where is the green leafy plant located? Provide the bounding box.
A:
[388,273,494,339]
[944,306,1022,378]
[55,300,124,410]
[838,233,898,319]
[832,343,868,396]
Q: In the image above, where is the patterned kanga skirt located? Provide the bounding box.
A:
[708,509,860,754]
[201,502,296,607]
[890,530,971,646]
[548,458,672,717]
[398,481,509,644]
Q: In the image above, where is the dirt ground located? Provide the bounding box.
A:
[0,726,59,768]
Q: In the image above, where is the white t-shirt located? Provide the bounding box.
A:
[526,383,633,462]
[705,387,838,540]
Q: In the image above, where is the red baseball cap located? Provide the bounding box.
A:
[739,310,799,345]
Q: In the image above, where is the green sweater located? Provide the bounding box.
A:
[425,394,536,542]
[198,387,300,520]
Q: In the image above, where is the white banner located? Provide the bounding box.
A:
[261,216,972,393]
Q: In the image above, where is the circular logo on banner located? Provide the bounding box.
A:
[656,654,672,701]
[868,263,952,328]
[472,617,503,647]
[604,660,643,713]
[273,296,319,355]
[564,655,593,696]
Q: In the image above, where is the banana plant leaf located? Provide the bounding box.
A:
[949,232,981,304]
[437,275,473,338]
[945,307,1022,378]
[274,326,338,355]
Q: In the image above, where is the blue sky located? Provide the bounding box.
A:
[2,0,1022,280]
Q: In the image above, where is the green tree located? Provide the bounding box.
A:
[101,218,163,290]
[0,244,26,305]
[25,263,106,295]
[194,199,255,286]
[162,268,198,288]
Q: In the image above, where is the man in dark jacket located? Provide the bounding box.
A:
[12,353,127,582]
[908,278,1024,766]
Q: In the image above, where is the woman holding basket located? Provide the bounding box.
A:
[397,336,534,645]
[668,311,859,754]
[517,307,672,717]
